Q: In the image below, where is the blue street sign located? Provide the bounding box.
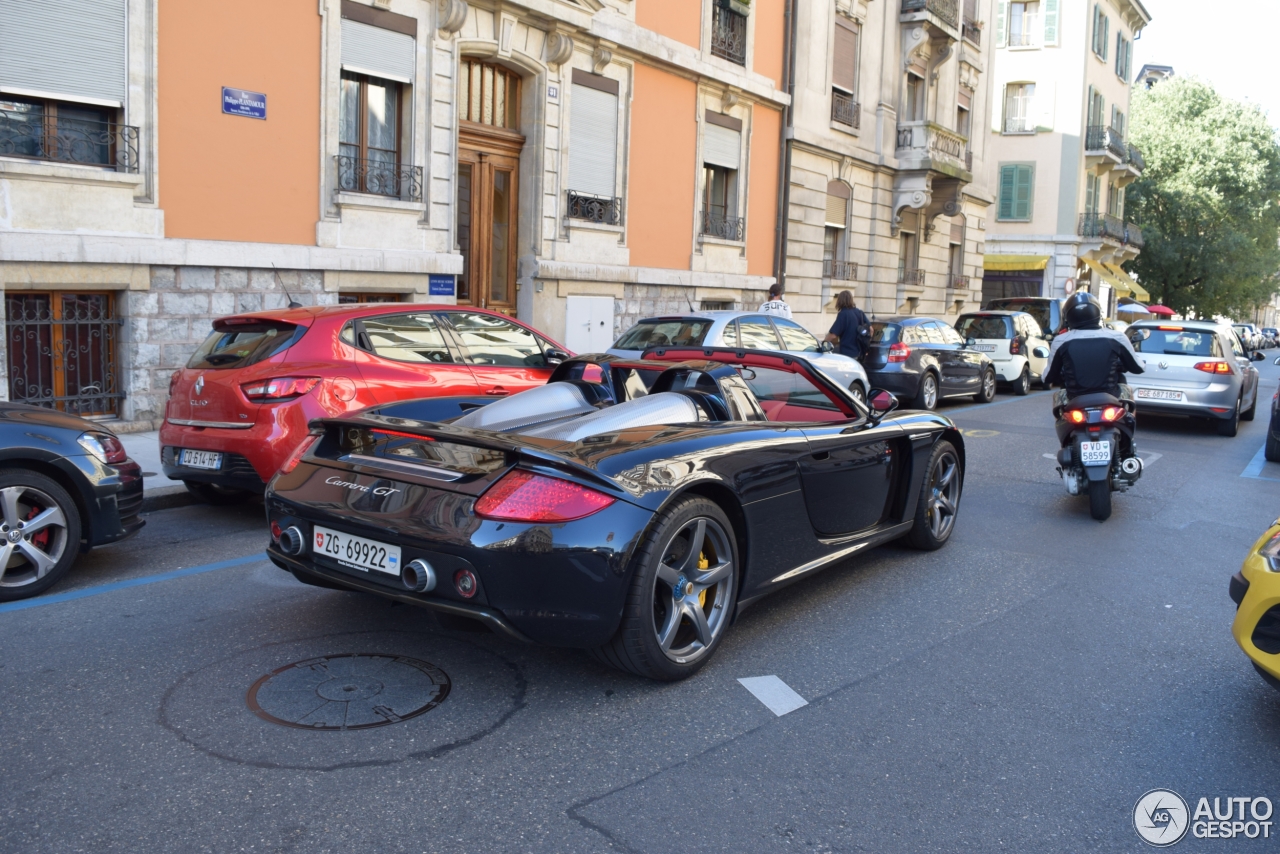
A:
[428,275,456,296]
[222,87,267,120]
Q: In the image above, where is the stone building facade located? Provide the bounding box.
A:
[779,0,999,333]
[1,0,786,429]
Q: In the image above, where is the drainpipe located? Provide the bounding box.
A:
[773,0,799,295]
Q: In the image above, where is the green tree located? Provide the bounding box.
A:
[1126,77,1280,318]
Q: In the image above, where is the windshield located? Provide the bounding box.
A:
[186,322,301,370]
[988,299,1052,335]
[955,315,1013,340]
[1128,327,1221,357]
[613,319,712,350]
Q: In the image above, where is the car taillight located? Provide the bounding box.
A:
[1066,410,1087,424]
[280,435,320,474]
[887,342,911,363]
[1101,406,1124,422]
[77,432,128,465]
[474,470,615,523]
[1009,337,1021,355]
[241,377,320,402]
[1194,361,1232,375]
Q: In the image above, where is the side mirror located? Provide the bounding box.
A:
[1273,356,1280,365]
[965,337,977,348]
[868,389,898,414]
[544,348,571,366]
[1253,351,1266,362]
[819,340,835,354]
[1032,346,1050,359]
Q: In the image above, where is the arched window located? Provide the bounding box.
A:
[458,60,520,129]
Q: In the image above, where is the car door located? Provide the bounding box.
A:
[353,311,483,405]
[940,322,985,389]
[918,322,961,393]
[1227,329,1260,409]
[443,310,555,397]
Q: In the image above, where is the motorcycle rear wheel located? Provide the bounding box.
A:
[1088,479,1112,521]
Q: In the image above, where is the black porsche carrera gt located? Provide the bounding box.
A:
[264,349,965,680]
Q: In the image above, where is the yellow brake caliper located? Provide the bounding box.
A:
[697,553,709,608]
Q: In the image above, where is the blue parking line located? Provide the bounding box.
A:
[0,553,265,615]
[1241,443,1280,483]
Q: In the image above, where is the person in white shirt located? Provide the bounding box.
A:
[758,283,793,319]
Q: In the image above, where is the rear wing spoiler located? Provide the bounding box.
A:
[309,412,624,493]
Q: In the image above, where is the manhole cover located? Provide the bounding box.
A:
[246,653,450,730]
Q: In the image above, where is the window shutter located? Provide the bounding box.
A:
[998,165,1016,220]
[341,18,415,84]
[0,0,127,106]
[704,123,741,170]
[832,20,857,92]
[569,84,619,198]
[825,194,848,228]
[1014,166,1033,220]
[1102,16,1110,60]
[995,1,1008,47]
[1043,0,1059,46]
[1115,35,1122,75]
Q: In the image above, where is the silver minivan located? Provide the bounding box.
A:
[1125,320,1264,437]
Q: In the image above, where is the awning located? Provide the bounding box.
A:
[1082,258,1125,292]
[982,254,1050,272]
[1103,263,1150,301]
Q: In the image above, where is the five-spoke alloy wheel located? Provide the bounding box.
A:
[905,441,963,550]
[0,471,81,601]
[595,497,737,680]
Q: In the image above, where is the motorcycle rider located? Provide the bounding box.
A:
[1042,291,1145,453]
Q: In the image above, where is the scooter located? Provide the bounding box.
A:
[1053,393,1143,521]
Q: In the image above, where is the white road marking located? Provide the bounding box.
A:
[738,676,808,717]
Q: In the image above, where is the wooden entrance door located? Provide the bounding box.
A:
[458,126,523,315]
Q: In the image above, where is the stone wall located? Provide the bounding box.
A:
[120,266,337,424]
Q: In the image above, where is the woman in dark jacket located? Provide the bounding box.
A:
[824,290,870,361]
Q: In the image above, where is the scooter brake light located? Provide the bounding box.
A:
[1066,409,1087,424]
[1101,406,1124,422]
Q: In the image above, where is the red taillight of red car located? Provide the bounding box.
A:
[1066,409,1087,424]
[241,377,320,402]
[280,435,320,474]
[474,470,615,523]
[1193,361,1232,375]
[887,342,912,363]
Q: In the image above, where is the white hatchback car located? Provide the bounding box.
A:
[608,311,871,403]
[953,310,1050,396]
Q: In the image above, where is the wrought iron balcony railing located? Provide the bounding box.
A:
[832,91,860,129]
[901,0,959,29]
[567,191,623,225]
[1004,117,1035,134]
[824,260,858,281]
[0,108,139,172]
[1124,222,1144,248]
[948,274,971,292]
[1126,143,1146,172]
[1085,125,1127,159]
[1078,212,1126,242]
[711,3,747,66]
[336,154,423,201]
[702,209,745,241]
[898,268,926,288]
[962,18,982,45]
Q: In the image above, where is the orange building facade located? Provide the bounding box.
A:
[0,0,787,428]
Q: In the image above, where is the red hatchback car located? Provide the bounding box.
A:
[160,304,571,502]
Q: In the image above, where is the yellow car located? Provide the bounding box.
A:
[1231,520,1280,690]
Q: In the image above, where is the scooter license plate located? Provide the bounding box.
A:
[1080,441,1112,465]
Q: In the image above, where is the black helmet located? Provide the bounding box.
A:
[1064,291,1102,329]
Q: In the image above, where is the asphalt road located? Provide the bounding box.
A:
[4,362,1280,853]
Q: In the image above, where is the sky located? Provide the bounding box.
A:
[1133,0,1280,128]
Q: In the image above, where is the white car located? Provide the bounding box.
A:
[608,311,871,403]
[953,310,1050,396]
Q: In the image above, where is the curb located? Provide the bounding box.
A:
[141,485,197,513]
